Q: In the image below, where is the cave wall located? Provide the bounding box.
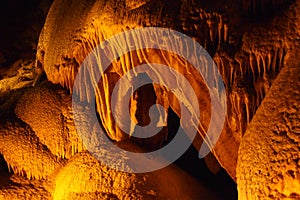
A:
[0,0,299,199]
[36,0,299,180]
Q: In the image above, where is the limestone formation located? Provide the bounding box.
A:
[15,82,84,159]
[0,80,222,199]
[36,0,299,179]
[237,54,300,198]
[0,0,299,199]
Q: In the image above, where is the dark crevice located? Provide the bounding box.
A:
[0,0,53,68]
[0,154,13,187]
[167,107,238,199]
[242,0,296,21]
[129,105,238,198]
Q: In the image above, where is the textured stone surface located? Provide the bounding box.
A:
[0,0,299,199]
[0,118,62,180]
[36,0,299,180]
[53,150,218,200]
[0,82,222,199]
[237,57,300,198]
[0,103,219,199]
[15,82,84,159]
[0,59,38,96]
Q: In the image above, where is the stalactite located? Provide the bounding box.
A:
[224,24,229,43]
[217,15,224,47]
[212,45,288,169]
[180,4,231,55]
[33,0,297,182]
[237,61,300,199]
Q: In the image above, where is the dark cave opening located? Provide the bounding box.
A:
[94,80,237,198]
[166,107,238,200]
[0,153,12,187]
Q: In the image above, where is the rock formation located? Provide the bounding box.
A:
[36,0,299,180]
[237,51,300,199]
[0,83,220,199]
[0,0,299,199]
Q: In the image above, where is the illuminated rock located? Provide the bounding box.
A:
[36,0,298,180]
[0,0,299,199]
[0,91,219,199]
[53,150,218,200]
[237,60,300,198]
[0,118,62,180]
[15,82,84,159]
